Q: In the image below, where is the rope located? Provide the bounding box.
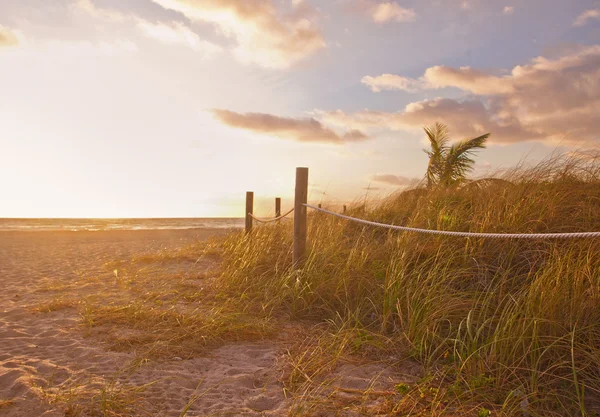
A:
[304,204,600,239]
[249,208,295,224]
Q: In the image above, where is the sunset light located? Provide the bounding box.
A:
[1,1,599,416]
[3,0,597,218]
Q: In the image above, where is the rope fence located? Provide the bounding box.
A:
[245,167,600,268]
[304,204,600,239]
[248,208,295,224]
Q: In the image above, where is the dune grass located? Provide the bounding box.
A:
[34,297,79,313]
[0,399,15,409]
[215,152,600,416]
[75,252,274,359]
[32,361,157,417]
[32,152,599,415]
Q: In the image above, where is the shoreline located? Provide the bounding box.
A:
[0,227,240,236]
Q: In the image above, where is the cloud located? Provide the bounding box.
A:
[320,98,539,144]
[423,66,514,95]
[370,2,416,23]
[363,66,514,95]
[371,174,416,186]
[211,109,370,144]
[574,9,600,27]
[73,0,220,56]
[72,0,125,21]
[346,45,600,144]
[361,74,427,92]
[362,66,514,95]
[503,6,514,15]
[150,0,325,69]
[0,26,19,47]
[136,20,221,56]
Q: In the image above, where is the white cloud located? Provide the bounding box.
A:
[361,74,427,92]
[71,0,125,21]
[136,20,221,56]
[371,2,416,23]
[338,46,600,145]
[0,26,19,47]
[362,66,514,95]
[574,9,600,26]
[150,0,325,69]
[423,66,514,95]
[503,6,514,15]
[73,0,221,57]
[319,98,540,144]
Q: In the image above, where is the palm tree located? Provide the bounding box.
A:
[424,122,490,187]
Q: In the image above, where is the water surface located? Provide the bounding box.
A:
[0,218,245,232]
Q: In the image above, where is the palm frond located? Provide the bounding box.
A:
[424,122,450,152]
[422,123,490,187]
[423,123,451,187]
[440,132,490,186]
[451,133,490,159]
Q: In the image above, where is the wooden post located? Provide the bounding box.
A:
[343,205,347,214]
[275,198,281,217]
[245,191,254,234]
[318,203,322,209]
[293,167,308,267]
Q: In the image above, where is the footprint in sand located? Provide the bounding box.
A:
[245,393,284,412]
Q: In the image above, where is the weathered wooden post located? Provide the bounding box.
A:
[343,205,347,214]
[275,198,281,218]
[293,167,308,267]
[318,203,322,209]
[245,191,254,234]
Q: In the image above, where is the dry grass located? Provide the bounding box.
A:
[75,252,275,359]
[31,238,274,361]
[34,298,78,313]
[31,152,600,415]
[0,399,15,408]
[79,298,273,358]
[214,152,600,416]
[33,365,155,417]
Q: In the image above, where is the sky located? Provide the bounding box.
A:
[0,0,599,218]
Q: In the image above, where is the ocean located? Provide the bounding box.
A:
[0,218,245,232]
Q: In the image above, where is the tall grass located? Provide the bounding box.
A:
[218,153,600,416]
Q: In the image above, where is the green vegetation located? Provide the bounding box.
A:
[424,122,489,188]
[216,151,600,416]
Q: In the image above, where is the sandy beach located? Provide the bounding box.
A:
[0,229,289,416]
[0,229,413,416]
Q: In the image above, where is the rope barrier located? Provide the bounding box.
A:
[249,208,295,224]
[304,204,600,239]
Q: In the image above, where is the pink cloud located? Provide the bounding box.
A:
[347,45,600,144]
[574,9,600,27]
[211,109,370,144]
[151,0,325,69]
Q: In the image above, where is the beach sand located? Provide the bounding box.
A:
[0,229,418,416]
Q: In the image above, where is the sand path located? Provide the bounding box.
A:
[0,230,292,416]
[0,230,419,416]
